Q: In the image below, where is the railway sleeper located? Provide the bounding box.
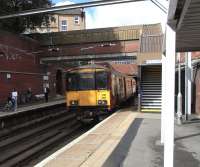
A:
[0,110,69,140]
[0,121,81,167]
[0,129,61,164]
[0,113,76,151]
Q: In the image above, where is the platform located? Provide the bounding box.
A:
[0,97,66,118]
[35,108,200,167]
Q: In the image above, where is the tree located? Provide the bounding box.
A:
[0,0,54,33]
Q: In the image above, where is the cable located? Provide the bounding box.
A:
[0,0,143,19]
[150,0,167,13]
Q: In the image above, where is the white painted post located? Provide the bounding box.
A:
[164,25,175,167]
[161,54,166,144]
[188,52,192,116]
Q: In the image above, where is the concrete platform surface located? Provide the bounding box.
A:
[35,110,200,167]
[35,108,138,167]
[103,113,200,167]
[0,97,65,118]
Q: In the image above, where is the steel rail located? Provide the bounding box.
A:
[0,0,143,19]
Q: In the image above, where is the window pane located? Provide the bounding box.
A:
[61,20,67,31]
[61,26,67,31]
[74,16,79,24]
[66,73,78,91]
[66,72,95,91]
[96,72,108,90]
[61,20,67,25]
[79,73,95,90]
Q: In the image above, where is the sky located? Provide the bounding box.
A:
[52,0,168,30]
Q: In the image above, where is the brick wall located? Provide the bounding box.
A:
[0,31,50,103]
[195,69,200,115]
[0,73,43,102]
[42,41,139,57]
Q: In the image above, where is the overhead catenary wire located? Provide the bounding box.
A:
[150,0,168,13]
[153,0,167,10]
[0,0,144,19]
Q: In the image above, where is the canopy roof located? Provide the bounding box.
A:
[168,0,200,52]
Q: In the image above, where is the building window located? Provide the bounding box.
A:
[47,27,51,32]
[61,20,67,31]
[74,16,79,24]
[6,73,11,79]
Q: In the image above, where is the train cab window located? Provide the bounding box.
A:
[96,71,108,90]
[66,73,78,91]
[67,73,95,90]
[79,73,95,90]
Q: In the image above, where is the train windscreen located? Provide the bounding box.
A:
[79,73,95,90]
[95,71,108,90]
[66,70,108,91]
[66,72,95,91]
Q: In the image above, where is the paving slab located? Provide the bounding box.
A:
[36,111,200,167]
[35,108,138,167]
[103,113,200,167]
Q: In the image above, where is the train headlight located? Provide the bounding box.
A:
[98,100,107,105]
[70,100,79,106]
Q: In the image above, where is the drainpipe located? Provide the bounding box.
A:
[177,52,182,124]
[185,52,188,120]
[188,52,192,117]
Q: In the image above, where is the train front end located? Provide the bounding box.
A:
[66,66,111,120]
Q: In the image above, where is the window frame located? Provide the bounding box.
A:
[74,16,80,25]
[61,20,67,31]
[95,71,108,90]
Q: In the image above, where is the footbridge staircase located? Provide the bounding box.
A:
[140,65,162,112]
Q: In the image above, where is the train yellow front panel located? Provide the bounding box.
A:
[79,90,97,106]
[66,91,79,106]
[67,90,97,106]
[66,90,110,106]
[96,90,110,105]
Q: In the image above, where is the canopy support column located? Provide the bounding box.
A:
[161,53,166,143]
[164,25,175,167]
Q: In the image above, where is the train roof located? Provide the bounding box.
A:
[66,63,134,78]
[66,64,109,72]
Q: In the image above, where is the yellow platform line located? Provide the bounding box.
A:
[141,108,161,113]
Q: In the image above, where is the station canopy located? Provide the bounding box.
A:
[168,0,200,52]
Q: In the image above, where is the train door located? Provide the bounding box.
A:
[56,69,63,95]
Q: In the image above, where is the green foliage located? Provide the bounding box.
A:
[0,0,54,33]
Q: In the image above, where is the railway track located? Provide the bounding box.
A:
[0,108,84,167]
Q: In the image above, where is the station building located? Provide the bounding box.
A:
[0,23,162,105]
[4,23,200,115]
[29,23,163,106]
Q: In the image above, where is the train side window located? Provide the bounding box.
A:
[119,78,123,89]
[111,74,115,96]
[66,73,78,91]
